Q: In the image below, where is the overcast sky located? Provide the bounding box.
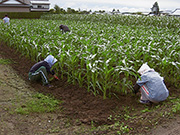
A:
[49,0,180,12]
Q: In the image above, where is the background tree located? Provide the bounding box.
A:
[54,4,61,13]
[53,4,90,14]
[54,4,65,14]
[99,10,105,13]
[49,8,55,13]
[151,2,160,15]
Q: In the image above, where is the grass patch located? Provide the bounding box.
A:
[15,93,63,114]
[172,98,180,114]
[0,58,12,64]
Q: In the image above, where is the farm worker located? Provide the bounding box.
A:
[59,24,70,33]
[132,63,169,104]
[28,55,59,88]
[3,14,10,25]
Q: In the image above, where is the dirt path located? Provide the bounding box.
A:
[147,117,180,135]
[0,55,84,135]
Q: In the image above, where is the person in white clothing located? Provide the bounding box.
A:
[132,63,169,104]
[3,15,10,25]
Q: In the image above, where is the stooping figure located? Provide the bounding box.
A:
[28,55,59,88]
[132,63,169,104]
[3,14,10,25]
[59,24,70,33]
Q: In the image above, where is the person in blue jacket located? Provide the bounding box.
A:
[133,63,169,104]
[28,55,59,88]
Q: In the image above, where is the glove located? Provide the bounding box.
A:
[54,75,59,80]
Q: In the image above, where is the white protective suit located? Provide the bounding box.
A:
[136,63,169,102]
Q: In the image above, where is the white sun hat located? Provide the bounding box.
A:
[44,55,57,67]
[137,63,153,75]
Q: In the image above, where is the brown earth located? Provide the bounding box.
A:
[0,42,180,135]
[147,117,180,135]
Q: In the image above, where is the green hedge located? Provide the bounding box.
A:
[0,12,48,19]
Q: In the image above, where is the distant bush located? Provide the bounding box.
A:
[0,12,47,19]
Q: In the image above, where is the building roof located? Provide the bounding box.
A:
[0,0,31,5]
[30,0,49,1]
[20,0,30,4]
[0,0,50,12]
[171,9,180,15]
[31,0,50,4]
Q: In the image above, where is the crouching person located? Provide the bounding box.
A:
[28,55,59,88]
[132,63,169,104]
[59,24,70,34]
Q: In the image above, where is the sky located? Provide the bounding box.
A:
[49,0,180,13]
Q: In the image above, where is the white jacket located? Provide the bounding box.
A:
[137,70,169,102]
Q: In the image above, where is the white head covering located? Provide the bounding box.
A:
[137,63,153,75]
[44,55,57,67]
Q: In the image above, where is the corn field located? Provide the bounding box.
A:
[0,14,179,99]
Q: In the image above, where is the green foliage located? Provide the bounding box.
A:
[107,116,132,134]
[41,14,180,29]
[118,122,132,134]
[172,99,180,114]
[0,58,12,64]
[0,12,45,19]
[54,4,66,14]
[0,14,179,98]
[15,93,62,114]
[141,108,151,113]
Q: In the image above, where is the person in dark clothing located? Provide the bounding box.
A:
[59,24,70,33]
[28,55,59,88]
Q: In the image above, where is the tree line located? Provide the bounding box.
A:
[50,2,160,15]
[49,4,122,14]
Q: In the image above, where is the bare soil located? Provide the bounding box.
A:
[147,117,180,135]
[0,42,180,135]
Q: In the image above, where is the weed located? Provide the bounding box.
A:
[116,122,132,134]
[14,93,62,114]
[0,58,12,64]
[90,121,96,130]
[172,99,180,114]
[141,108,151,113]
[108,115,113,121]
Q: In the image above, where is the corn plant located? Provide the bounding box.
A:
[0,14,179,99]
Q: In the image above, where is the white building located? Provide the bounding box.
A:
[0,0,31,12]
[170,8,180,17]
[30,0,50,12]
[0,0,50,12]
